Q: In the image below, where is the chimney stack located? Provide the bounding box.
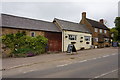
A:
[99,19,104,24]
[82,12,86,19]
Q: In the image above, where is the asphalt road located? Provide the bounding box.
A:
[4,53,118,79]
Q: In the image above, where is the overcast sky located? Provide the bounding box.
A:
[1,0,120,28]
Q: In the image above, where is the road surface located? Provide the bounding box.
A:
[3,53,118,79]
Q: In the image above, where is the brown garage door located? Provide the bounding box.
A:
[45,32,62,52]
[48,40,62,51]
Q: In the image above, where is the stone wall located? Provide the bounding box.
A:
[1,28,44,36]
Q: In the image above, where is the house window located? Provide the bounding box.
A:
[80,36,83,43]
[69,35,77,40]
[104,30,107,33]
[100,29,103,33]
[84,36,90,41]
[94,38,98,42]
[104,38,109,42]
[31,32,35,37]
[95,28,98,32]
[86,42,90,44]
[111,33,114,37]
[80,41,83,43]
[81,37,83,39]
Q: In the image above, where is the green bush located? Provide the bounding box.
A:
[12,48,33,57]
[25,35,48,54]
[13,48,31,54]
[2,32,26,53]
[2,31,48,57]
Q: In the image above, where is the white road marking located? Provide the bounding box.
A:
[29,70,35,72]
[93,69,118,79]
[57,64,68,67]
[89,69,118,80]
[103,55,110,57]
[7,64,30,70]
[112,53,118,55]
[92,58,97,60]
[56,65,64,67]
[56,53,117,68]
[63,64,68,66]
[23,69,35,74]
[79,60,87,63]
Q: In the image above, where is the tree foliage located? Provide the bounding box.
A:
[110,28,118,41]
[115,17,120,31]
[114,17,120,41]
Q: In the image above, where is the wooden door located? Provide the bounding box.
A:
[48,40,61,51]
[45,32,62,52]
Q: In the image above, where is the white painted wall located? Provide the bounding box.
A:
[62,30,92,51]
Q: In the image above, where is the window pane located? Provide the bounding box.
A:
[104,30,106,33]
[104,38,109,42]
[94,38,98,42]
[68,35,77,40]
[100,29,102,33]
[95,28,98,32]
[84,36,90,41]
[31,32,35,37]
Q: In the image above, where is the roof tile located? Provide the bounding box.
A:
[86,18,109,30]
[1,14,61,32]
[54,18,91,33]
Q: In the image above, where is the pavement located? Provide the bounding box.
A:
[2,47,119,78]
[2,47,118,71]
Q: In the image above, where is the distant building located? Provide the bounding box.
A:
[80,12,111,48]
[118,1,120,17]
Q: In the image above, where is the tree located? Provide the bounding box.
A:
[110,28,118,41]
[114,17,120,41]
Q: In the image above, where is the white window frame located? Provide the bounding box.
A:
[31,32,35,37]
[104,30,107,34]
[111,34,114,37]
[104,38,109,42]
[84,36,90,41]
[68,35,77,40]
[99,29,103,33]
[95,28,98,32]
[94,38,98,42]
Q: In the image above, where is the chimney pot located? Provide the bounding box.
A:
[82,12,86,19]
[99,19,104,24]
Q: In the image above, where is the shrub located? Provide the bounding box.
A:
[2,32,48,57]
[12,48,34,57]
[2,31,26,55]
[25,35,48,55]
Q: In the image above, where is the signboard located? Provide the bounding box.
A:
[67,44,76,53]
[112,42,118,47]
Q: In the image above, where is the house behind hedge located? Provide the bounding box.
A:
[1,14,62,53]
